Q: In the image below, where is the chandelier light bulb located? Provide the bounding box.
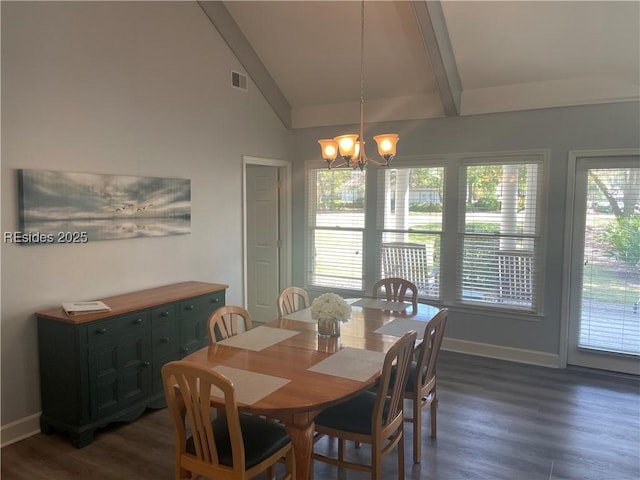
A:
[374,134,399,162]
[318,139,338,161]
[334,134,358,160]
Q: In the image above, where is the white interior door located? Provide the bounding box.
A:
[566,155,640,374]
[246,165,280,323]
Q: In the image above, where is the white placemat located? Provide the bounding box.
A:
[307,347,387,382]
[351,298,409,311]
[217,326,299,351]
[210,365,290,405]
[282,307,316,323]
[374,318,426,340]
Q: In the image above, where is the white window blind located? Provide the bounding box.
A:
[458,161,542,311]
[307,169,366,290]
[377,167,444,299]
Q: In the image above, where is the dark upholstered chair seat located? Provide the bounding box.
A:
[391,362,418,392]
[315,391,377,435]
[404,361,419,392]
[388,360,419,392]
[187,413,290,469]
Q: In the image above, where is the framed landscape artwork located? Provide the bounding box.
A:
[17,169,191,244]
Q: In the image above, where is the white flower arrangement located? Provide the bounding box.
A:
[311,293,352,323]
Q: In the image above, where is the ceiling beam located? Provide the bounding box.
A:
[198,1,292,129]
[411,1,462,116]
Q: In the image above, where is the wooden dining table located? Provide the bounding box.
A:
[183,299,441,480]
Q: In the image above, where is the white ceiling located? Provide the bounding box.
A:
[209,1,640,129]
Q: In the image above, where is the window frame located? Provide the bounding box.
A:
[304,150,548,317]
[455,153,547,314]
[376,165,446,302]
[305,166,367,293]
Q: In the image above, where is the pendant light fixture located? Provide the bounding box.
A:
[318,0,399,170]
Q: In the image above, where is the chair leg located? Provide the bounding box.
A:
[398,431,405,480]
[338,438,345,462]
[413,398,422,464]
[430,397,438,437]
[373,444,383,480]
[284,447,295,480]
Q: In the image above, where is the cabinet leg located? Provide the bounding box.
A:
[39,417,54,435]
[70,429,94,448]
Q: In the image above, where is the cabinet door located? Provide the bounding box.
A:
[88,312,150,419]
[151,305,178,396]
[178,315,205,357]
[178,292,225,355]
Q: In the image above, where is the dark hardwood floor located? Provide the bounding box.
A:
[2,351,638,480]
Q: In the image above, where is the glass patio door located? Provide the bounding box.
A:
[567,156,640,374]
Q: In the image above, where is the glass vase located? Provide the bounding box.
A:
[317,318,341,338]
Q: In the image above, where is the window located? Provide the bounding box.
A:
[377,167,444,299]
[305,151,546,314]
[458,159,542,311]
[307,169,366,290]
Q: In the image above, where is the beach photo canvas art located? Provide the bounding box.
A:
[17,169,191,244]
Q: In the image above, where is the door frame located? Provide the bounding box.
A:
[560,148,640,369]
[242,155,292,310]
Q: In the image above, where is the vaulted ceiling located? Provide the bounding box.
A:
[200,1,640,129]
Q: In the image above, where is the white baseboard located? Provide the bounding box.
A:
[442,337,561,368]
[1,412,41,448]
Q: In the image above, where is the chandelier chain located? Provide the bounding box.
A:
[317,0,399,169]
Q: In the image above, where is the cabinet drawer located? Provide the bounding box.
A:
[152,322,177,358]
[151,304,175,326]
[87,311,149,346]
[179,292,224,316]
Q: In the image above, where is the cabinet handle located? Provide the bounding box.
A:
[160,311,170,318]
[210,298,219,304]
[161,337,170,344]
[133,318,143,325]
[185,305,195,311]
[141,361,150,368]
[181,346,190,354]
[97,328,107,335]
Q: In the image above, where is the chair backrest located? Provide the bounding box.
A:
[372,277,418,313]
[162,360,244,478]
[381,242,431,293]
[414,308,448,391]
[208,305,253,344]
[374,330,417,434]
[497,250,534,304]
[277,286,310,317]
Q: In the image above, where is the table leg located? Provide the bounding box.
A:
[284,420,315,480]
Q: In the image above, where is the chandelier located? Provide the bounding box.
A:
[317,0,399,171]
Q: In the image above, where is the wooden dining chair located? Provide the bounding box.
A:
[277,286,310,317]
[404,308,448,463]
[162,360,295,480]
[312,330,417,480]
[208,305,253,344]
[372,277,418,314]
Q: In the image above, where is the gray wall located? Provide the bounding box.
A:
[291,102,640,360]
[1,1,290,439]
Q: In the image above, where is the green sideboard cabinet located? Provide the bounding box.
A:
[35,281,227,447]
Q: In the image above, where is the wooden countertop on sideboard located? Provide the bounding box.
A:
[35,281,229,324]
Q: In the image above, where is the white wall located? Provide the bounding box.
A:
[1,1,290,442]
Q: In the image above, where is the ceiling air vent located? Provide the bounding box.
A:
[231,71,248,91]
